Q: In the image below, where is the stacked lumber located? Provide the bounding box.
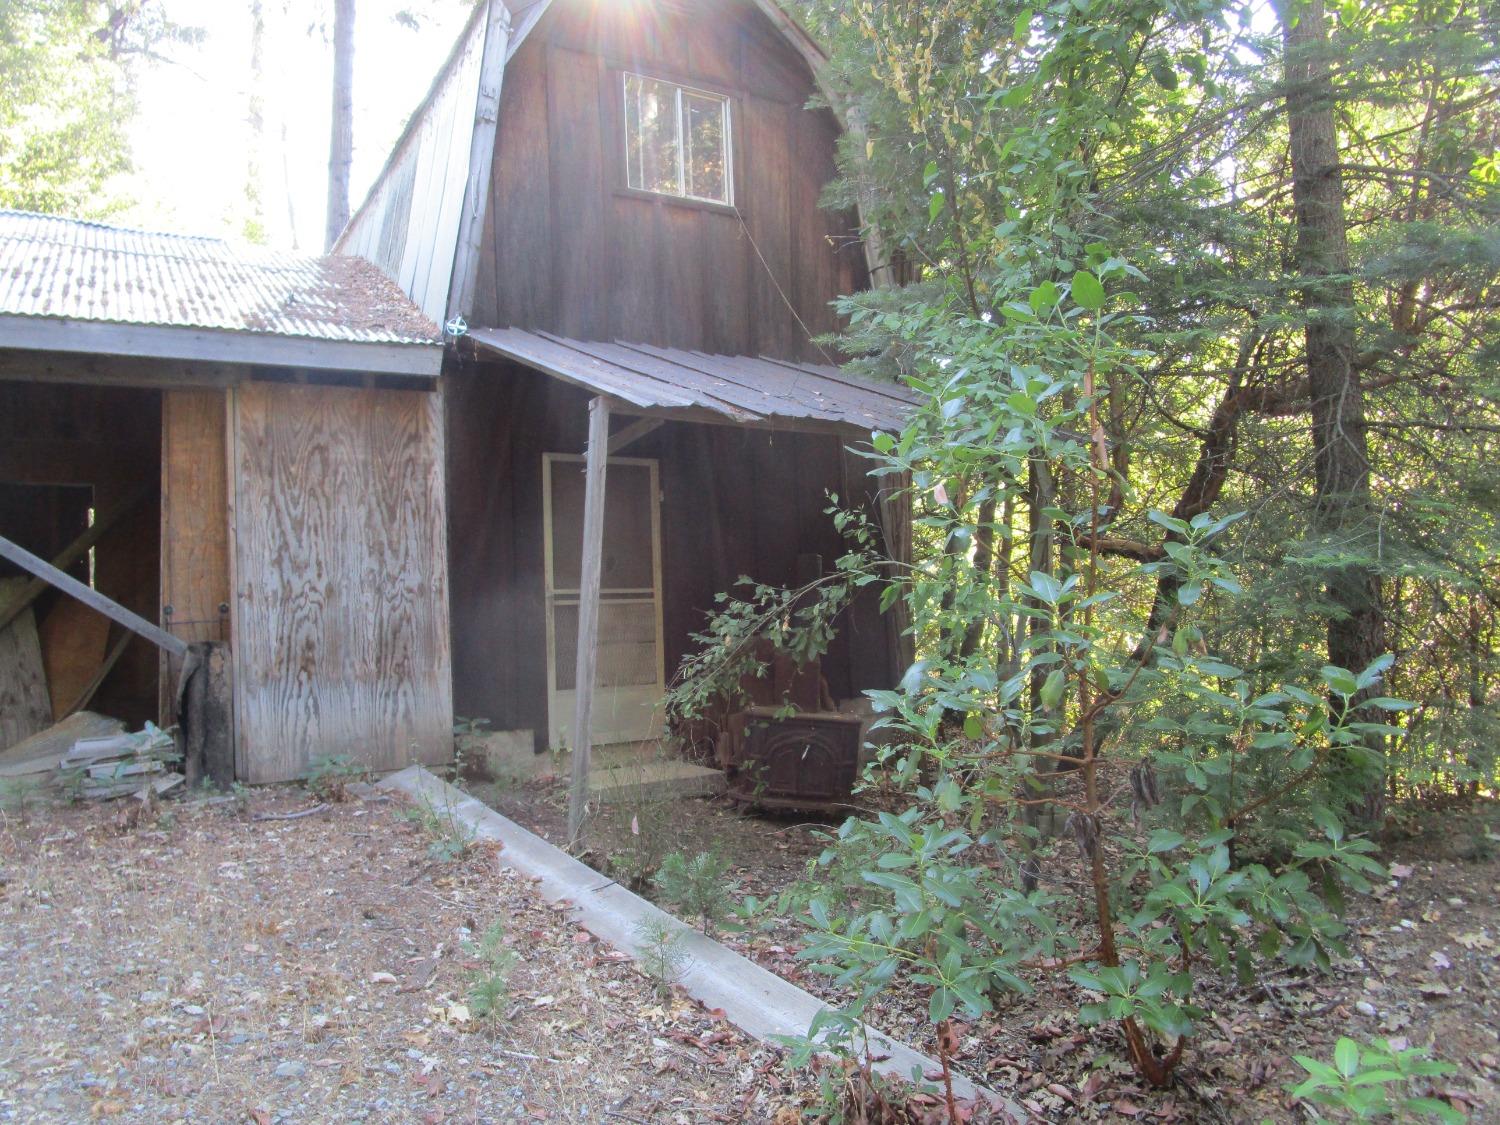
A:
[0,711,126,781]
[60,724,182,800]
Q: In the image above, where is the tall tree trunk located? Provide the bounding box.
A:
[325,0,355,250]
[1276,0,1388,821]
[243,0,266,243]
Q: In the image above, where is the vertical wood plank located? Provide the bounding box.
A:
[566,395,610,843]
[159,389,230,724]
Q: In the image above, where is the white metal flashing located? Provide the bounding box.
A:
[0,315,442,377]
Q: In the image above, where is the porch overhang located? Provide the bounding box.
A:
[464,327,914,436]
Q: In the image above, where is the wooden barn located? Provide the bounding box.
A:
[0,212,453,784]
[0,0,912,794]
[337,0,914,761]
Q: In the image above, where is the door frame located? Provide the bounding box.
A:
[541,451,666,749]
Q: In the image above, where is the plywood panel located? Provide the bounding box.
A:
[0,578,51,750]
[159,389,230,721]
[38,598,110,718]
[231,383,452,782]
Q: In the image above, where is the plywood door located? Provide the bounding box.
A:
[230,383,453,782]
[543,453,664,748]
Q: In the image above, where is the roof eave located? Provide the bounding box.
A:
[0,314,443,378]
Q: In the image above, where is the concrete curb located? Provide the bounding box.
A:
[377,766,1021,1117]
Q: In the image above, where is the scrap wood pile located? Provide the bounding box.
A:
[0,713,183,802]
[60,724,182,800]
[1,567,189,804]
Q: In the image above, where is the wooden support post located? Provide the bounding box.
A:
[177,640,234,787]
[567,396,610,845]
[0,532,187,659]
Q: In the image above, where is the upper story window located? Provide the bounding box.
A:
[623,72,732,206]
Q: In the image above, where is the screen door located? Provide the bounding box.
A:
[543,453,665,749]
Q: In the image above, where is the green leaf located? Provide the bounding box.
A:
[929,191,946,222]
[963,712,983,739]
[1334,1037,1360,1078]
[1040,668,1067,710]
[1148,829,1186,853]
[1029,280,1060,314]
[1321,666,1360,697]
[871,430,895,454]
[1151,62,1178,90]
[1071,270,1105,310]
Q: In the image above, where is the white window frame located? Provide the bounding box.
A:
[622,71,734,206]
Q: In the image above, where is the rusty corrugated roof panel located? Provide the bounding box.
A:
[0,210,442,346]
[468,327,916,433]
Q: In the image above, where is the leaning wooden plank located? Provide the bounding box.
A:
[0,485,148,635]
[0,533,187,659]
[59,628,132,719]
[38,598,111,719]
[0,580,52,752]
[0,712,126,777]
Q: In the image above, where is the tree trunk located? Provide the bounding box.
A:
[243,0,266,243]
[1277,0,1388,821]
[325,0,355,250]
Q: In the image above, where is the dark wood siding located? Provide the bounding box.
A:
[471,0,866,361]
[445,361,896,745]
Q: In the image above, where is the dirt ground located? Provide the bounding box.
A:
[475,772,1500,1122]
[0,786,805,1125]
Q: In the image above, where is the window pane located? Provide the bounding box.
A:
[683,92,728,202]
[624,73,680,195]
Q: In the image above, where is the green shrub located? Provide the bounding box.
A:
[1288,1037,1461,1122]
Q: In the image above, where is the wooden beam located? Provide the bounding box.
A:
[606,416,664,455]
[0,484,149,634]
[566,396,610,845]
[0,347,246,389]
[0,532,187,659]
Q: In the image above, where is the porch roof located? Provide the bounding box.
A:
[467,327,916,434]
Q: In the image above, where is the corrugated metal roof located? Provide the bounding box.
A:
[0,210,442,346]
[469,327,915,432]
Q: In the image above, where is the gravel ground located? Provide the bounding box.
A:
[0,787,802,1124]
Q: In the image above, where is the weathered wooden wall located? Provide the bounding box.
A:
[471,0,868,361]
[0,381,161,726]
[336,3,488,324]
[159,389,231,722]
[229,382,453,782]
[445,362,895,745]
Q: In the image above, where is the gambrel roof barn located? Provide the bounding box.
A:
[335,0,913,763]
[0,0,911,788]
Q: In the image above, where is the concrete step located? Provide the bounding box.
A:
[589,759,725,801]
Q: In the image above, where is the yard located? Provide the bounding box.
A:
[0,787,807,1124]
[474,770,1500,1122]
